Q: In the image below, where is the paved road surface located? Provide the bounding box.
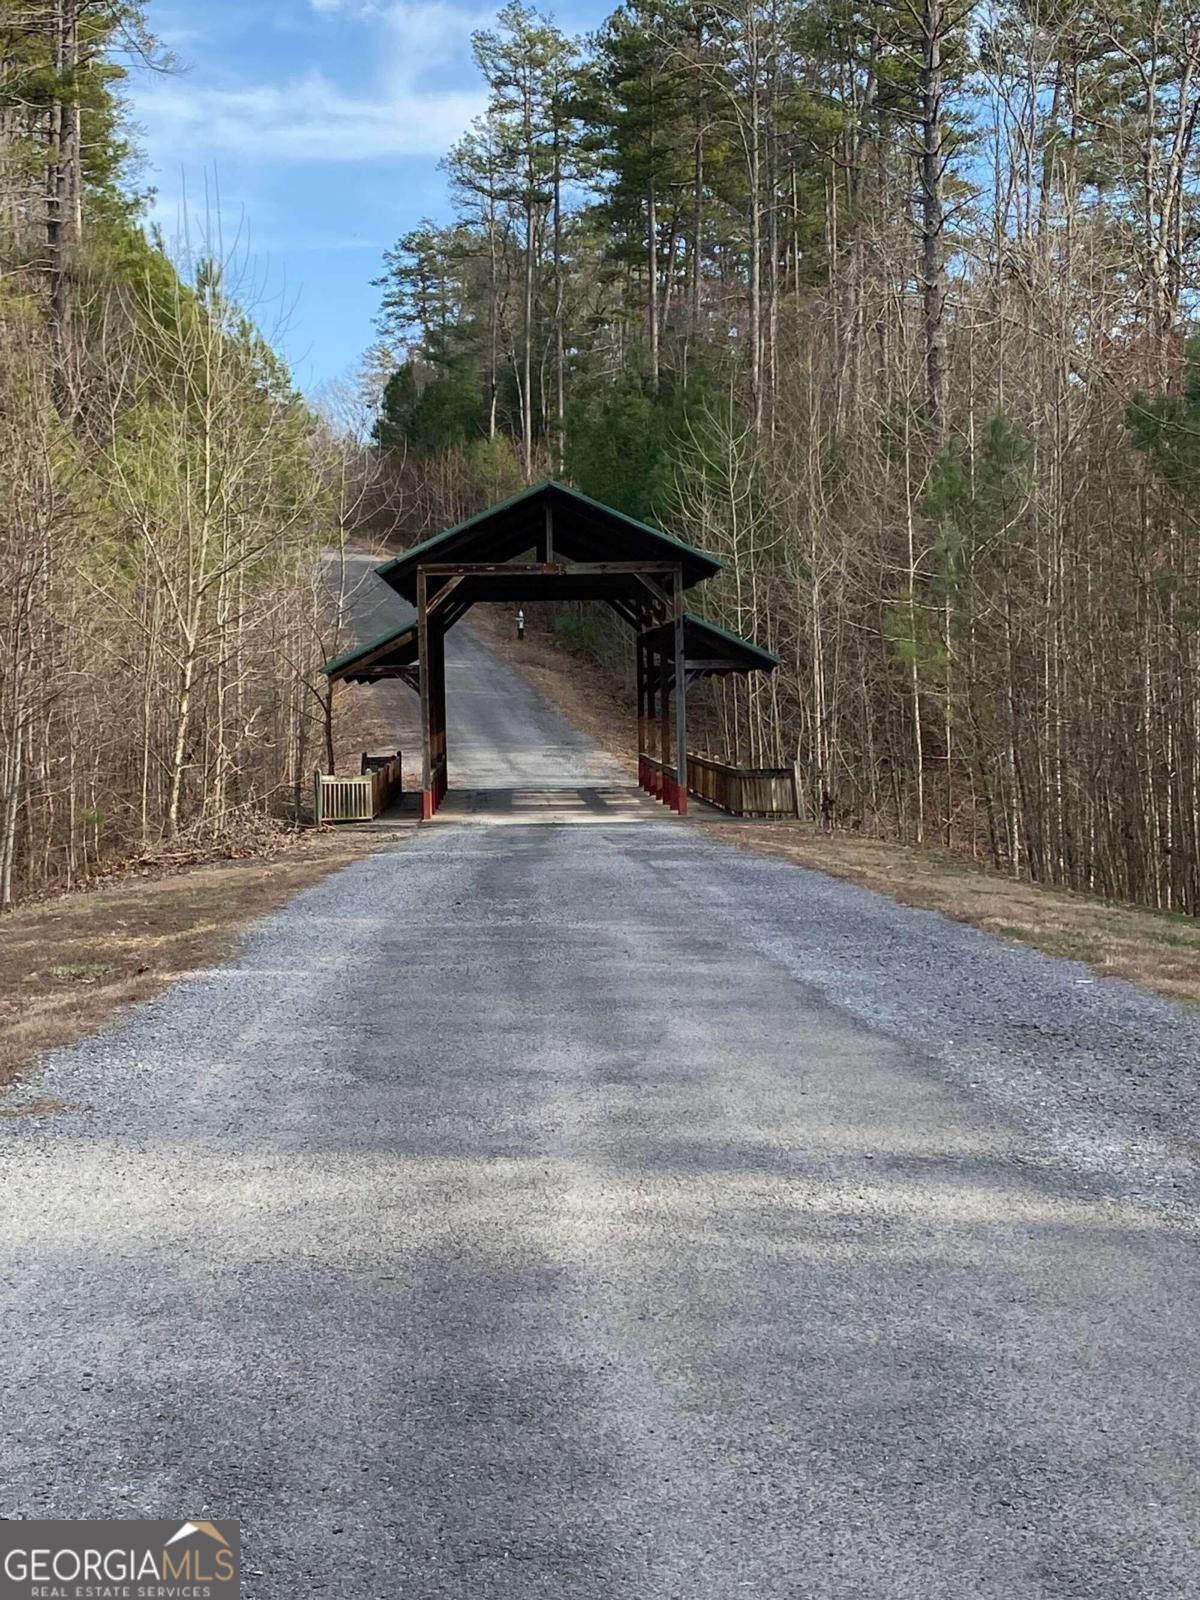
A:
[3,562,1199,1598]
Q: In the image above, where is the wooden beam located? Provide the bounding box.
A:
[634,573,673,614]
[418,568,432,818]
[659,633,671,810]
[348,666,421,688]
[431,618,448,813]
[645,640,658,799]
[439,597,473,632]
[673,563,687,815]
[425,574,464,615]
[420,561,680,577]
[636,635,646,792]
[605,596,641,629]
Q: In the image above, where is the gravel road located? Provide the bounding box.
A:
[2,565,1198,1599]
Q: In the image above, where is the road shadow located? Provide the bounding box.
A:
[429,784,670,826]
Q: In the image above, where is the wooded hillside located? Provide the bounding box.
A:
[372,0,1200,916]
[0,2,347,907]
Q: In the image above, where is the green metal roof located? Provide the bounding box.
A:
[375,479,721,600]
[685,612,780,670]
[641,611,779,672]
[324,486,775,684]
[323,620,418,680]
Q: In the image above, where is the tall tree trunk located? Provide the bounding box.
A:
[647,176,660,390]
[553,124,565,470]
[917,0,948,438]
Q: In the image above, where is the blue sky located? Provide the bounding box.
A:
[131,0,605,397]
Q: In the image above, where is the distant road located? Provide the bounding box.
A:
[2,558,1198,1598]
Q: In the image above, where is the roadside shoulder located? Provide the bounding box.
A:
[480,608,1200,1010]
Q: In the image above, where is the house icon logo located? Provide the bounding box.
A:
[165,1522,231,1551]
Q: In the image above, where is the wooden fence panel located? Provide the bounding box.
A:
[314,755,403,823]
[647,751,798,818]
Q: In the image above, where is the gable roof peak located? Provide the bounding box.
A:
[375,481,720,603]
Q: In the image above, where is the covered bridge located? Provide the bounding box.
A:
[324,481,777,819]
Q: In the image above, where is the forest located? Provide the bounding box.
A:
[0,1,353,908]
[372,0,1200,916]
[4,0,1200,919]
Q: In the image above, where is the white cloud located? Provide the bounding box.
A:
[140,70,482,162]
[381,0,484,63]
[138,1,490,166]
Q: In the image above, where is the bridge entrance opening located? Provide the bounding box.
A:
[324,482,778,821]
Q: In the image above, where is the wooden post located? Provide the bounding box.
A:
[432,617,447,812]
[636,635,646,791]
[313,769,323,826]
[672,564,687,815]
[644,641,657,796]
[418,567,433,819]
[659,631,671,807]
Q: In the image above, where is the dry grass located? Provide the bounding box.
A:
[0,831,384,1090]
[482,611,1200,1009]
[0,668,408,1092]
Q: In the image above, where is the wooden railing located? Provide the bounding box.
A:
[314,753,403,824]
[643,751,799,818]
[687,752,798,817]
